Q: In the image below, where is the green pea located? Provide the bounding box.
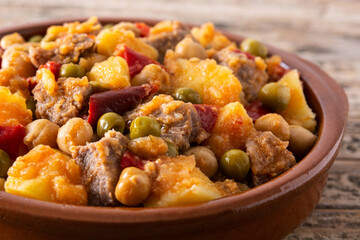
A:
[97,112,125,138]
[166,141,179,157]
[220,149,250,181]
[130,116,161,140]
[259,82,291,111]
[89,81,112,93]
[103,23,114,29]
[59,63,86,78]
[0,149,11,178]
[240,38,268,59]
[26,97,37,119]
[173,87,202,104]
[28,35,43,43]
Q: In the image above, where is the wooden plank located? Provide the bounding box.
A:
[317,161,360,210]
[285,209,360,240]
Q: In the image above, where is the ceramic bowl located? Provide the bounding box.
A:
[0,18,348,240]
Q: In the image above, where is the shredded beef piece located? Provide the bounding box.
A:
[213,48,268,102]
[125,94,209,152]
[29,33,94,67]
[72,130,129,206]
[33,76,91,126]
[144,22,189,62]
[246,131,296,186]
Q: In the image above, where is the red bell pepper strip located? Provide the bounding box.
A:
[120,151,145,170]
[39,61,61,79]
[117,45,163,77]
[0,125,26,159]
[194,104,219,132]
[135,22,151,37]
[88,84,158,126]
[245,100,271,121]
[232,49,255,60]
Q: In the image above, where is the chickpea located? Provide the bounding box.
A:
[57,118,93,154]
[254,113,290,141]
[1,33,25,49]
[128,136,168,159]
[184,146,218,178]
[131,64,170,93]
[115,167,151,206]
[288,125,317,158]
[2,46,37,78]
[24,119,60,149]
[175,37,207,59]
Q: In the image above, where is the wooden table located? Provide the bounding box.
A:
[1,0,359,239]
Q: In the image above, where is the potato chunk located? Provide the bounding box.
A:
[5,145,87,205]
[278,70,316,132]
[0,66,30,99]
[164,51,242,107]
[0,86,32,126]
[143,155,223,207]
[96,28,158,59]
[206,102,255,158]
[87,56,130,90]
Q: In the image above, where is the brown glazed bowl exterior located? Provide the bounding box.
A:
[0,18,348,240]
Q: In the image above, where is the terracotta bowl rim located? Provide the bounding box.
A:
[0,17,348,224]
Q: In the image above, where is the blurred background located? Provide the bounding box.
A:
[0,0,359,239]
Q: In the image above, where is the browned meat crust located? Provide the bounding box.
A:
[246,131,296,186]
[72,130,129,206]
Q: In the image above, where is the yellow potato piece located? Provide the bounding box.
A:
[164,51,242,107]
[143,155,223,207]
[0,86,32,126]
[206,102,255,158]
[278,70,317,132]
[96,28,158,60]
[87,56,130,90]
[5,145,87,205]
[0,66,30,99]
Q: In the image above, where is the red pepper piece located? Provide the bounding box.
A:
[39,61,61,79]
[88,84,158,126]
[120,151,145,170]
[27,77,37,92]
[0,124,26,159]
[232,49,255,60]
[194,104,220,132]
[135,22,151,37]
[245,100,271,121]
[117,45,163,77]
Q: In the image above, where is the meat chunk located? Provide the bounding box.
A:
[144,21,189,62]
[72,130,129,206]
[29,33,95,67]
[125,94,208,152]
[213,48,268,102]
[246,131,296,186]
[33,76,91,126]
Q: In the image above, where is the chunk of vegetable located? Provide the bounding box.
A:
[244,100,271,121]
[39,61,61,80]
[288,125,317,158]
[135,22,151,37]
[206,102,255,158]
[0,33,25,49]
[259,82,291,111]
[143,155,224,207]
[0,149,11,178]
[120,151,145,170]
[164,51,242,107]
[240,38,268,59]
[184,146,218,178]
[194,104,219,132]
[254,113,290,141]
[0,87,32,127]
[96,28,158,59]
[173,87,202,104]
[117,45,163,77]
[278,70,317,132]
[5,145,87,205]
[87,56,130,90]
[59,63,86,78]
[175,37,207,59]
[0,125,26,159]
[88,84,157,126]
[128,136,168,159]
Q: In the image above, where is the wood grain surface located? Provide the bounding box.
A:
[0,0,359,239]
